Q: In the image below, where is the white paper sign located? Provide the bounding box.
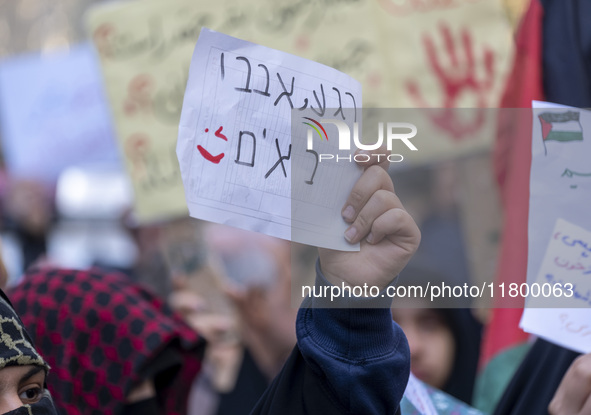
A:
[521,218,591,353]
[522,100,591,353]
[177,29,362,250]
[527,101,591,286]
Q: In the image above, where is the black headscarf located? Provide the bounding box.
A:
[395,265,482,405]
[0,290,58,415]
[438,307,482,404]
[493,339,578,415]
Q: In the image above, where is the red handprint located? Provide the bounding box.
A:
[123,74,155,117]
[125,134,150,179]
[93,23,115,58]
[406,23,495,141]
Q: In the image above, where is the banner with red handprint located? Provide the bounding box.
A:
[374,1,513,163]
[88,0,513,221]
[88,0,198,222]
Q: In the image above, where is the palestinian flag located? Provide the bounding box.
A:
[476,1,542,413]
[538,111,583,142]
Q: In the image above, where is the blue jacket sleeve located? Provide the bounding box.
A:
[296,261,410,414]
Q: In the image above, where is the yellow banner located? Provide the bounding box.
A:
[88,0,513,221]
[87,0,202,222]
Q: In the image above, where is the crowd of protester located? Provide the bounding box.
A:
[0,0,590,414]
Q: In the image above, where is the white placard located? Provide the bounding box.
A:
[178,29,363,250]
[521,218,591,353]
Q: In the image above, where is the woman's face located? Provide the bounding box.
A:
[0,365,46,413]
[392,307,455,389]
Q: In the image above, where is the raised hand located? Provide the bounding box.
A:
[318,151,420,291]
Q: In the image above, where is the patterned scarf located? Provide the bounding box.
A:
[0,291,58,415]
[9,268,205,415]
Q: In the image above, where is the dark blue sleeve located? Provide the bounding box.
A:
[296,261,410,414]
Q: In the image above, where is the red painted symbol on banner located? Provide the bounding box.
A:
[406,23,495,140]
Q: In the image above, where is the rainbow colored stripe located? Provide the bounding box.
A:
[303,117,329,141]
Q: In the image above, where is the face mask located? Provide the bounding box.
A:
[3,396,58,415]
[0,292,57,415]
[121,397,161,415]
